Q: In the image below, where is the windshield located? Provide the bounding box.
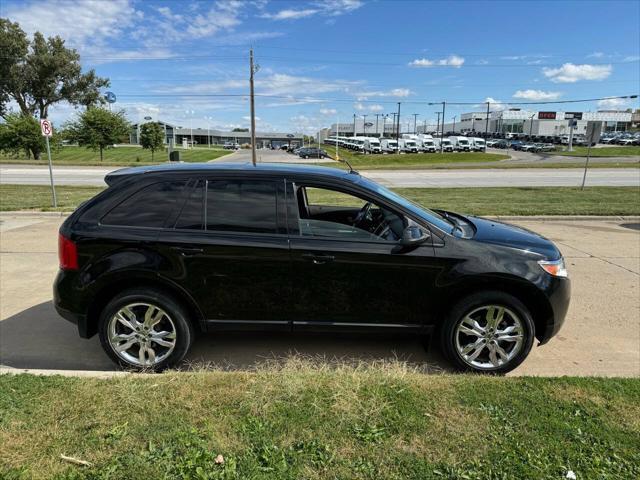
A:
[358,176,454,233]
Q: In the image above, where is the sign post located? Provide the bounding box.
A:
[581,121,603,190]
[40,119,57,207]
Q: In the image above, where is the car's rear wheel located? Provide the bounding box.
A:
[98,288,195,371]
[441,291,535,374]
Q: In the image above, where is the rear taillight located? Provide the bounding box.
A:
[58,233,78,271]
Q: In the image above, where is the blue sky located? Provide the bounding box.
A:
[2,0,639,133]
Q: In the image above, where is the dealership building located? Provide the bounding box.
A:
[318,109,635,140]
[130,120,304,148]
[433,109,635,137]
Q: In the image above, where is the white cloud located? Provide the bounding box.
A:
[513,89,562,101]
[597,97,630,109]
[356,88,412,100]
[319,108,337,115]
[588,52,605,58]
[353,103,385,112]
[542,63,612,83]
[262,9,319,20]
[409,55,465,68]
[369,104,384,112]
[262,0,363,21]
[623,55,640,62]
[483,97,510,110]
[5,0,140,49]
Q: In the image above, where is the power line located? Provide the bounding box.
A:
[114,92,639,106]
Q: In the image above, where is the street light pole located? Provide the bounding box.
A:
[353,113,357,137]
[484,102,490,138]
[363,114,367,135]
[412,113,419,134]
[452,115,457,133]
[436,112,441,136]
[375,113,381,137]
[529,112,535,137]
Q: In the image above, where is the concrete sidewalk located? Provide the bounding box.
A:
[1,215,638,377]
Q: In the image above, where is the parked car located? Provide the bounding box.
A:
[54,163,571,374]
[298,148,329,159]
[533,143,555,152]
[223,142,240,150]
[485,139,499,148]
[519,143,537,152]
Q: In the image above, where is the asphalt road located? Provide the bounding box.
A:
[1,162,639,188]
[0,214,638,377]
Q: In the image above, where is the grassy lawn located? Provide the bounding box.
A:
[324,150,510,169]
[553,146,640,157]
[1,366,638,479]
[0,145,232,166]
[2,184,639,215]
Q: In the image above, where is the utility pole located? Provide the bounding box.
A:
[452,115,457,133]
[363,114,367,135]
[396,102,401,142]
[484,102,490,138]
[249,48,258,166]
[391,113,397,138]
[353,113,357,137]
[440,102,446,153]
[375,113,381,137]
[412,114,419,134]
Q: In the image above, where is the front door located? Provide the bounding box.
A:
[157,177,291,331]
[285,181,435,332]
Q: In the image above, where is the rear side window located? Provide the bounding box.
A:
[175,180,205,230]
[206,180,277,234]
[102,181,186,228]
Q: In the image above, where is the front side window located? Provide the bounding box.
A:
[295,185,405,242]
[102,181,186,228]
[206,180,277,234]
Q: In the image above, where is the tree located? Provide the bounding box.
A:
[0,19,109,120]
[232,128,249,132]
[64,108,130,161]
[139,122,165,161]
[0,113,48,159]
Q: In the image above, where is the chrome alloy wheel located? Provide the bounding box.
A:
[454,305,525,370]
[107,303,177,367]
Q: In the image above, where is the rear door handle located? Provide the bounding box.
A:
[302,253,335,265]
[170,246,203,256]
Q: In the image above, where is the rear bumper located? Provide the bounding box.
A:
[53,269,93,338]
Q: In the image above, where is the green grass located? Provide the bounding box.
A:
[0,145,232,166]
[324,150,510,169]
[553,146,640,157]
[0,184,104,211]
[2,185,639,215]
[1,364,639,479]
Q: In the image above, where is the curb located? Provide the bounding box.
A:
[0,211,71,217]
[0,367,131,378]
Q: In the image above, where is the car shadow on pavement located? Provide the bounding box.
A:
[0,301,451,373]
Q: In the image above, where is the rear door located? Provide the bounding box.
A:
[157,176,291,331]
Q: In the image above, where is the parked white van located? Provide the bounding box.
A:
[364,137,382,154]
[398,138,419,153]
[416,134,436,152]
[381,138,398,153]
[449,136,471,152]
[434,137,454,152]
[468,137,486,152]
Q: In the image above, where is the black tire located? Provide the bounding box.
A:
[440,291,535,374]
[98,287,195,371]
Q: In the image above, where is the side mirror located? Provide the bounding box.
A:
[401,225,430,246]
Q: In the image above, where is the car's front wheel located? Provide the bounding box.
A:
[441,291,535,374]
[98,288,195,371]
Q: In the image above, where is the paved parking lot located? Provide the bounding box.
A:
[0,214,638,376]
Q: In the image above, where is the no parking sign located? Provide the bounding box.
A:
[40,119,53,137]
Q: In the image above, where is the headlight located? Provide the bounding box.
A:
[538,258,568,278]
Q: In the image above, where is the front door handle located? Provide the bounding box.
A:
[170,246,203,256]
[302,253,335,265]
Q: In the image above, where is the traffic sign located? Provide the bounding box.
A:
[104,91,116,103]
[40,119,53,137]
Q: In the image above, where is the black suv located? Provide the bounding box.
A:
[298,147,328,159]
[54,163,570,373]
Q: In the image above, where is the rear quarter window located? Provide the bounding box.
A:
[101,181,187,228]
